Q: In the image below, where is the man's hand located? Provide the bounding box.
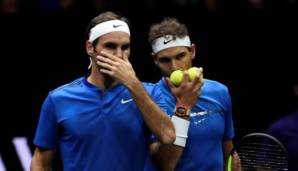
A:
[166,68,204,110]
[232,151,241,171]
[96,51,137,87]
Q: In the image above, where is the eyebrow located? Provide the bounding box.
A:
[176,51,187,58]
[103,41,130,47]
[122,43,130,48]
[158,51,186,61]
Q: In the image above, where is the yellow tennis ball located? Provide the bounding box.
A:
[188,67,203,81]
[170,70,183,86]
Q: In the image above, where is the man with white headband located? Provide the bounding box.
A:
[145,18,240,171]
[31,11,178,171]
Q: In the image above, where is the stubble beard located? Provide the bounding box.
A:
[97,65,115,88]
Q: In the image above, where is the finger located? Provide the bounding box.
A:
[96,61,116,71]
[181,70,189,84]
[232,152,241,171]
[193,79,204,92]
[165,77,175,89]
[99,68,113,76]
[199,67,204,82]
[98,55,121,67]
[101,51,119,61]
[192,71,204,92]
[191,67,203,84]
[96,55,117,66]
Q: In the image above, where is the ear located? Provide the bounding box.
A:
[152,52,158,66]
[190,44,196,60]
[86,41,95,56]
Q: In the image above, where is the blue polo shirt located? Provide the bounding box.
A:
[146,78,234,171]
[34,77,166,171]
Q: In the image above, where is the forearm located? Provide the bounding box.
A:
[30,148,54,171]
[223,140,234,163]
[127,78,175,144]
[152,144,184,171]
[223,140,234,171]
[150,114,190,171]
[30,158,52,171]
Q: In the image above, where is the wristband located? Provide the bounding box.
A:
[171,115,190,147]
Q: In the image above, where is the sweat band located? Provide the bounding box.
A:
[89,20,130,42]
[171,115,190,147]
[152,35,191,54]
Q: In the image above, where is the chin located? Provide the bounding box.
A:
[103,74,115,87]
[161,71,170,78]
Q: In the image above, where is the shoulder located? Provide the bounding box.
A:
[202,79,229,95]
[142,82,162,95]
[142,82,156,87]
[49,77,85,98]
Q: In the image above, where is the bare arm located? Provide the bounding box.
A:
[30,147,55,171]
[127,77,176,144]
[149,142,184,171]
[223,140,234,163]
[97,51,175,144]
[223,140,241,171]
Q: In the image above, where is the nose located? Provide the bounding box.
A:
[170,59,179,70]
[114,47,123,59]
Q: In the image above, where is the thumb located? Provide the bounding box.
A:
[165,77,175,89]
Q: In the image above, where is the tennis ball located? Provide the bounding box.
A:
[188,67,203,81]
[170,70,183,86]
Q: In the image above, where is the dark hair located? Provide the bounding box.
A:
[85,11,129,46]
[148,18,189,44]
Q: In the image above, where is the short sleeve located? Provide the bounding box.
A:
[222,88,235,140]
[33,93,58,149]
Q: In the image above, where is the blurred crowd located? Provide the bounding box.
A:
[0,0,297,15]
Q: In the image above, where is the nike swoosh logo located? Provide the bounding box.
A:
[190,110,223,117]
[163,39,173,44]
[121,98,133,104]
[194,118,206,124]
[113,24,122,28]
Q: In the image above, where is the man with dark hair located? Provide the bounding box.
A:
[30,11,178,171]
[145,18,239,171]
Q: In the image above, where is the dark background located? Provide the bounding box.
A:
[0,0,297,170]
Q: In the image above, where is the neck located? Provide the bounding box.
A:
[87,66,117,91]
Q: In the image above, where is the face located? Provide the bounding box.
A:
[87,31,130,61]
[154,45,196,77]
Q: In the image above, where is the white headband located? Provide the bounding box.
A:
[152,35,191,54]
[89,19,130,42]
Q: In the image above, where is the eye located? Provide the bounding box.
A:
[104,42,117,49]
[158,57,171,64]
[121,43,130,50]
[176,52,186,60]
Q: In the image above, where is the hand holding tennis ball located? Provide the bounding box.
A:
[188,67,203,81]
[170,67,203,86]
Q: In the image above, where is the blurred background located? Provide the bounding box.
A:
[0,0,297,170]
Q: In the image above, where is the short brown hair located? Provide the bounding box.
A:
[148,18,189,44]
